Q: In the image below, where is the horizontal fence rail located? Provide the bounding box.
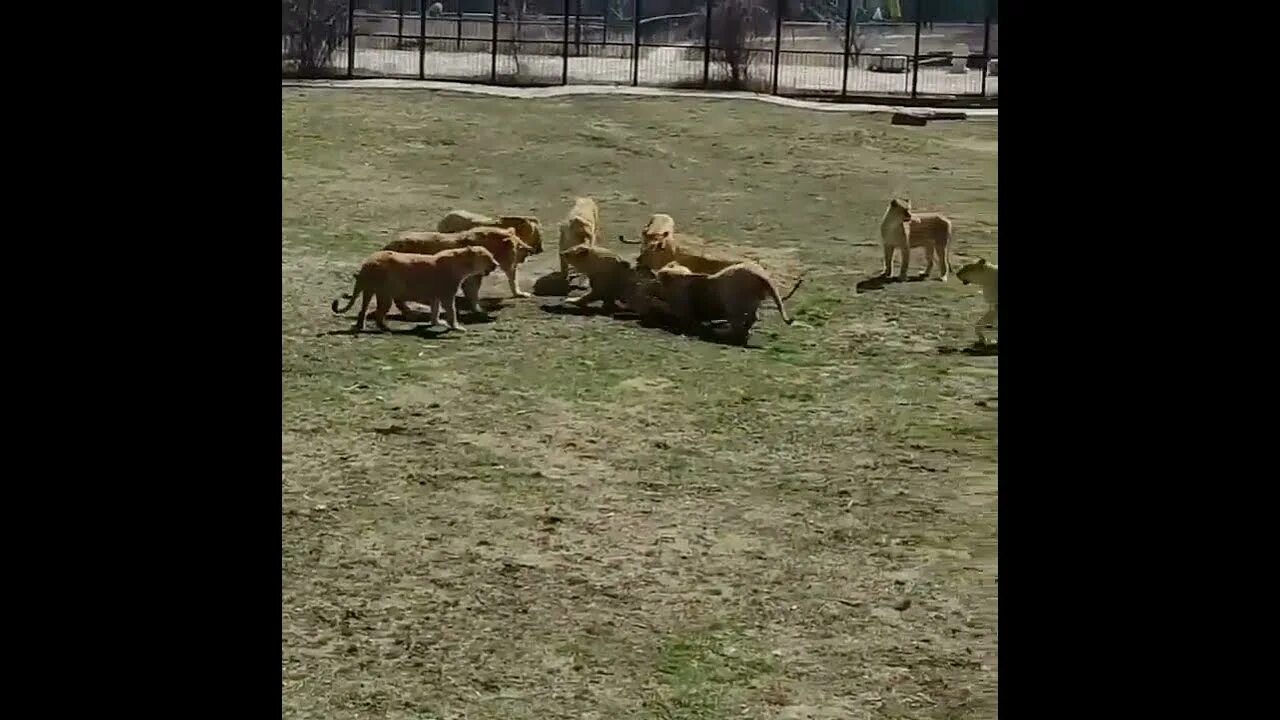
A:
[282,1,999,105]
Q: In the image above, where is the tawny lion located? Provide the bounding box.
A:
[331,246,498,333]
[385,226,534,307]
[558,197,601,277]
[654,261,802,345]
[879,197,953,281]
[634,234,741,274]
[437,210,544,254]
[618,213,676,247]
[559,244,639,313]
[955,257,998,345]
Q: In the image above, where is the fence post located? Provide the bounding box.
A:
[631,0,640,86]
[397,0,405,48]
[346,0,355,77]
[419,0,427,79]
[771,0,783,94]
[456,5,462,50]
[491,0,499,83]
[562,0,570,84]
[575,0,582,56]
[702,0,712,88]
[980,4,991,97]
[910,0,921,99]
[840,0,852,98]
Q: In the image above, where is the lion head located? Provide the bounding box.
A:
[638,236,679,271]
[461,246,499,277]
[642,213,675,244]
[955,257,989,285]
[500,215,543,254]
[885,197,913,224]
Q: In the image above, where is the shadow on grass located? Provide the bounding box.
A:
[855,273,935,292]
[938,342,999,356]
[539,302,761,349]
[321,324,459,339]
[539,302,618,318]
[321,308,499,338]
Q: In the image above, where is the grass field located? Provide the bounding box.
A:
[282,88,998,719]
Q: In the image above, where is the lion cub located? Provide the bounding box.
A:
[879,197,953,281]
[558,197,601,277]
[386,226,534,305]
[636,234,739,274]
[437,210,544,254]
[654,261,801,345]
[618,213,676,246]
[560,244,637,312]
[331,246,498,333]
[955,257,998,345]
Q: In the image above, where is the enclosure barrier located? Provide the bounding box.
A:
[282,0,999,105]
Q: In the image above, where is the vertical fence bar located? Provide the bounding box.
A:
[631,0,640,86]
[702,0,712,88]
[491,0,499,82]
[456,5,462,50]
[840,0,853,98]
[346,0,355,77]
[771,0,782,94]
[419,0,427,79]
[397,0,405,47]
[562,0,570,84]
[980,5,991,96]
[910,0,921,98]
[575,0,582,56]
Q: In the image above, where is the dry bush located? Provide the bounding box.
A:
[281,0,349,77]
[708,0,773,89]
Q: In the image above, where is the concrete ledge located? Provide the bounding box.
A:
[281,78,999,117]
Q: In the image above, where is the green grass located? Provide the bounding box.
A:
[282,88,997,719]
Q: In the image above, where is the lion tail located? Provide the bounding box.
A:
[764,275,796,326]
[330,274,361,314]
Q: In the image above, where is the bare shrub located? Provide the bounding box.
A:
[708,0,772,90]
[281,0,349,77]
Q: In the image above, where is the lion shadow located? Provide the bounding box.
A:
[538,302,617,318]
[541,301,761,348]
[938,342,998,356]
[321,300,502,338]
[321,324,460,339]
[855,273,934,292]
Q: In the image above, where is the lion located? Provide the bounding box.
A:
[633,233,741,274]
[654,261,802,345]
[385,226,533,310]
[559,244,637,313]
[558,197,601,277]
[622,264,676,323]
[331,246,498,333]
[618,213,676,247]
[437,210,544,254]
[955,257,998,345]
[879,197,953,281]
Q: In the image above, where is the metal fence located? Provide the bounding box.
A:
[282,0,998,105]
